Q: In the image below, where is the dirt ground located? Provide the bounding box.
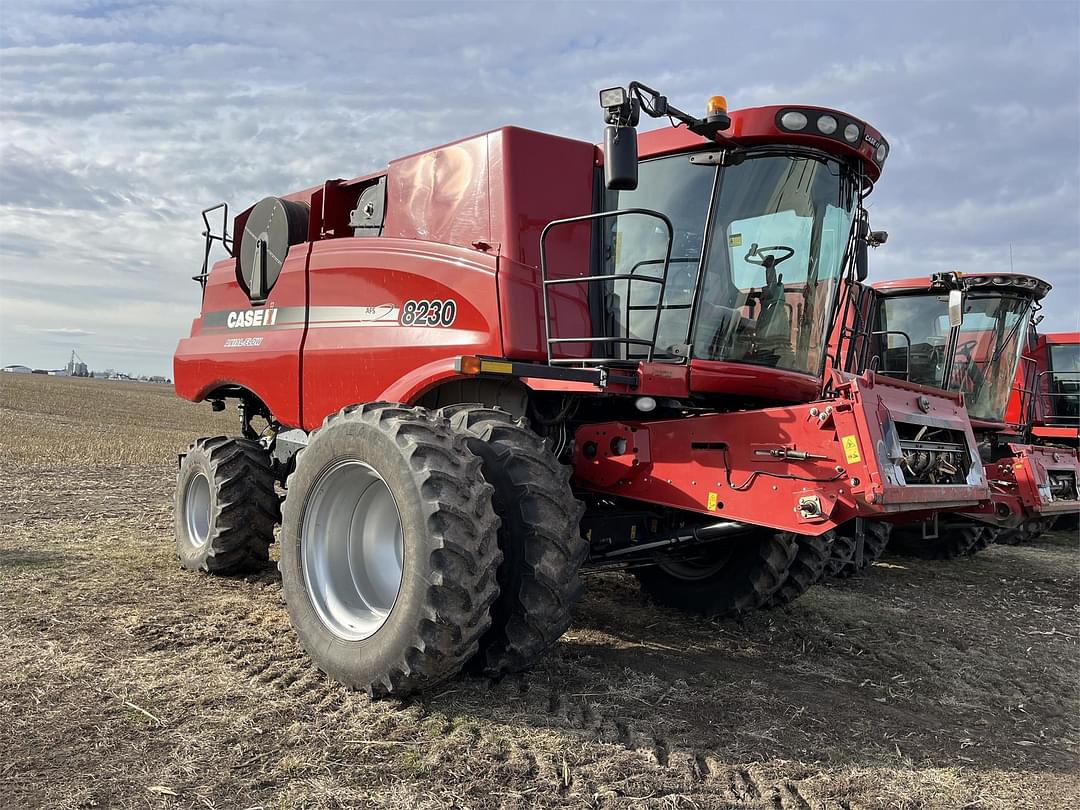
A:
[1,374,1077,809]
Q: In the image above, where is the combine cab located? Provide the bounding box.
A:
[842,272,1079,552]
[1021,331,1080,448]
[173,84,987,695]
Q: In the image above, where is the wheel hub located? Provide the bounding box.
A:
[184,472,212,548]
[301,460,404,641]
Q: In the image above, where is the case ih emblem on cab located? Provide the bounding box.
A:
[227,308,278,328]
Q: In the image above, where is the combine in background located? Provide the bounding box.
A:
[841,272,1079,555]
[1007,329,1080,536]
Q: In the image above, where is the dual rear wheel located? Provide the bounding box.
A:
[177,403,586,696]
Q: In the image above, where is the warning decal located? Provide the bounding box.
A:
[841,434,862,464]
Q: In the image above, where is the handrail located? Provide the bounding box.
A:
[1036,369,1080,425]
[869,330,912,381]
[539,208,674,366]
[194,203,233,290]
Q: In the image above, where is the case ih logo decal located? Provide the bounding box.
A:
[203,302,459,332]
[228,308,278,328]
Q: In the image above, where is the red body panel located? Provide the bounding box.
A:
[175,127,598,426]
[301,239,503,431]
[572,371,986,536]
[174,249,309,428]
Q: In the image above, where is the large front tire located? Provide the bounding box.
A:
[634,533,793,618]
[174,436,279,574]
[279,404,501,696]
[440,405,587,676]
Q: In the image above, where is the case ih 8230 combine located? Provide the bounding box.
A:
[839,272,1080,555]
[173,84,989,695]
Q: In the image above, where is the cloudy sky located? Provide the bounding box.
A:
[1,0,1077,375]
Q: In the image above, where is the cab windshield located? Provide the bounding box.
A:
[873,292,1034,422]
[605,150,858,376]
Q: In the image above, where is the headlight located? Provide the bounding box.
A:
[779,111,808,131]
[876,143,888,162]
[817,115,838,135]
[844,123,860,143]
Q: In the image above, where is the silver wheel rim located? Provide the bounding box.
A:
[301,460,404,642]
[184,472,212,548]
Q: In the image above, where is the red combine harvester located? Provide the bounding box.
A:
[1009,329,1080,534]
[840,272,1079,553]
[174,83,988,694]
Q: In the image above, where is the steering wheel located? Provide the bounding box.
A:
[743,243,795,267]
[955,339,978,362]
[951,339,984,393]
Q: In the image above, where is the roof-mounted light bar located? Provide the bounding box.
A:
[775,107,888,168]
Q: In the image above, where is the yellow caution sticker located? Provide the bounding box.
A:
[729,233,742,247]
[706,491,719,511]
[841,434,862,464]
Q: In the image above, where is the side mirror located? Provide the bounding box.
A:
[855,240,869,282]
[854,217,869,282]
[604,125,638,191]
[948,289,964,328]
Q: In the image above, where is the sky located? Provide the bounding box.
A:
[0,0,1077,376]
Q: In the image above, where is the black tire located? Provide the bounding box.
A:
[278,403,501,696]
[891,523,985,559]
[767,531,832,608]
[828,519,891,578]
[175,436,279,574]
[1051,513,1079,532]
[440,405,587,676]
[994,526,1030,546]
[863,520,892,564]
[969,525,997,553]
[823,530,856,578]
[634,532,793,618]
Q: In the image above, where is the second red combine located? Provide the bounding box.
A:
[173,83,989,695]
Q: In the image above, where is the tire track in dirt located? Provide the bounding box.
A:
[485,676,806,805]
[200,617,802,806]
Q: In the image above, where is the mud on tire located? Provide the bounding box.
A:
[440,405,587,676]
[634,532,793,618]
[768,531,833,608]
[278,403,501,697]
[175,436,279,574]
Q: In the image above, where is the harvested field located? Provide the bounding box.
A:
[1,373,1077,809]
